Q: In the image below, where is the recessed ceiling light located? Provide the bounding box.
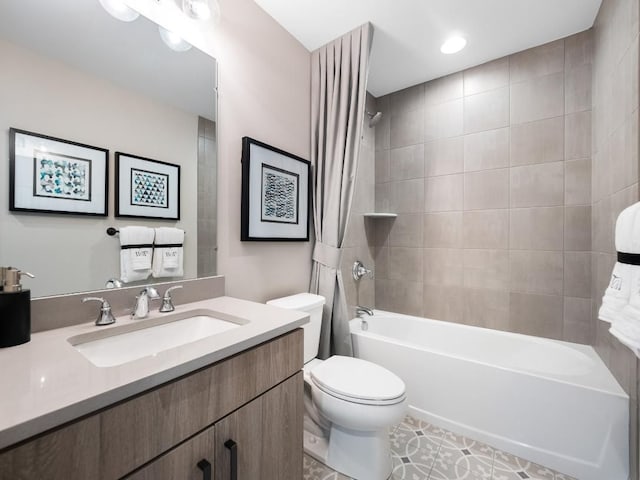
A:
[98,0,140,22]
[158,26,193,52]
[440,35,467,54]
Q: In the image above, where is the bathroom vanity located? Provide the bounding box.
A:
[0,294,306,480]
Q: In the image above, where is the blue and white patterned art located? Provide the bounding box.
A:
[261,165,298,223]
[131,168,168,208]
[34,150,91,201]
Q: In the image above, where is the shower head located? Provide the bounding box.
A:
[366,110,383,127]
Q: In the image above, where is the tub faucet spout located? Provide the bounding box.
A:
[355,306,374,317]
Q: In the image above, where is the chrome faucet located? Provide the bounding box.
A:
[159,285,183,313]
[355,306,374,317]
[82,297,116,326]
[132,286,160,319]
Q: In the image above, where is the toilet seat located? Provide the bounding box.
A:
[310,356,406,406]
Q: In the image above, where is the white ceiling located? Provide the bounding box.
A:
[253,0,602,97]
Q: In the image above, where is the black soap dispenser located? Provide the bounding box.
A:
[0,267,35,348]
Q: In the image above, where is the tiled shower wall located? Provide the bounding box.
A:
[373,32,593,343]
[591,0,640,477]
[340,93,376,313]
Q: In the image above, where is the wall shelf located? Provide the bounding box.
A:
[363,213,397,218]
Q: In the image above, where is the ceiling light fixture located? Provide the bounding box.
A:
[98,0,140,22]
[182,0,211,20]
[440,35,467,55]
[158,26,192,52]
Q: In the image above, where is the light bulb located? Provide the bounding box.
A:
[98,0,140,22]
[440,35,467,54]
[158,26,192,52]
[182,0,211,20]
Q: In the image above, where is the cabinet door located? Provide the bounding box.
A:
[214,372,303,480]
[125,427,215,480]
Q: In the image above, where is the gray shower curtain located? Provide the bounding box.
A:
[310,23,373,358]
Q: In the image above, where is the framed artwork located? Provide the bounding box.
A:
[9,128,108,216]
[115,152,180,220]
[241,136,310,241]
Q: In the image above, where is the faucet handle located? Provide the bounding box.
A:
[82,297,116,326]
[160,285,183,313]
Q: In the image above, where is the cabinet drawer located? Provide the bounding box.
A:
[100,329,302,479]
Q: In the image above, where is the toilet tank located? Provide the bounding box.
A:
[267,293,325,363]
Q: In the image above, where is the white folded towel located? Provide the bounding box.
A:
[152,227,185,278]
[612,204,640,354]
[598,203,638,323]
[119,226,155,283]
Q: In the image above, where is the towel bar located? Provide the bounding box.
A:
[106,227,186,236]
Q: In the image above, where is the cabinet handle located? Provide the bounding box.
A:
[197,459,211,480]
[224,439,238,480]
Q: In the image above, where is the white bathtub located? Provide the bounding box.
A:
[349,311,629,480]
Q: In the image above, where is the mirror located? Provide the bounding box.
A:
[0,0,217,297]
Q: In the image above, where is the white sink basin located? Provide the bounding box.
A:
[69,310,245,367]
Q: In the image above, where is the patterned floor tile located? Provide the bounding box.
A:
[433,431,494,477]
[492,451,554,480]
[553,474,577,480]
[303,454,351,480]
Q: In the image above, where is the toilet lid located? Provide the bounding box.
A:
[310,356,406,405]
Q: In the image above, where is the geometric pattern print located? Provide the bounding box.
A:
[131,169,168,208]
[303,416,577,480]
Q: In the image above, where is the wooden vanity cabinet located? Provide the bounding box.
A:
[0,329,303,480]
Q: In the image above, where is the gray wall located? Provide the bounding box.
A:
[373,32,593,343]
[340,93,376,313]
[592,0,639,477]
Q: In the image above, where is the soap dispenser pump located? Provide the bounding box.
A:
[0,267,34,348]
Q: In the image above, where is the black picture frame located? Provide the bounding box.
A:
[241,136,310,241]
[9,128,109,216]
[115,152,180,220]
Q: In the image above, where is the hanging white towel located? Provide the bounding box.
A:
[598,203,638,323]
[152,227,184,278]
[611,204,640,355]
[119,226,155,283]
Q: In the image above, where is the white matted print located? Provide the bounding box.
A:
[9,128,108,216]
[115,152,180,220]
[241,137,309,241]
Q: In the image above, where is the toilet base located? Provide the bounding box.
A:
[326,424,393,480]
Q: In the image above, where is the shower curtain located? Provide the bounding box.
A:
[310,23,373,358]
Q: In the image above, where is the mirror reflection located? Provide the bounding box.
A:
[0,0,218,298]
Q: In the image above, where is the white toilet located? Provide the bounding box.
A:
[267,293,407,480]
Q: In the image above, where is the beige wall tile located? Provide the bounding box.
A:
[565,158,591,205]
[610,111,639,192]
[424,248,463,286]
[375,183,392,212]
[463,209,509,249]
[390,83,425,116]
[565,205,592,251]
[510,39,565,83]
[463,249,510,290]
[510,250,564,296]
[390,107,424,148]
[389,247,424,282]
[423,212,463,248]
[463,288,510,330]
[375,149,390,184]
[375,95,390,151]
[510,116,564,166]
[390,144,425,180]
[373,245,389,279]
[389,213,424,248]
[564,30,593,70]
[563,297,593,344]
[510,207,564,250]
[564,251,592,298]
[565,63,593,113]
[425,137,464,177]
[510,72,564,124]
[424,72,463,105]
[393,178,425,213]
[464,168,510,210]
[509,292,564,339]
[463,87,510,134]
[510,161,564,207]
[463,128,510,172]
[425,98,463,141]
[565,110,592,159]
[376,278,423,316]
[463,57,510,96]
[425,174,463,212]
[423,285,464,322]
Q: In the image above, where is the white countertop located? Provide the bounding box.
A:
[0,296,308,450]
